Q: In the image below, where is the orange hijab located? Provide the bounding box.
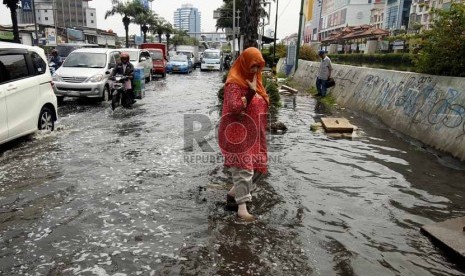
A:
[225,47,269,105]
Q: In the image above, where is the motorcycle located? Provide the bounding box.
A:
[110,74,133,110]
[49,62,56,75]
[223,58,231,71]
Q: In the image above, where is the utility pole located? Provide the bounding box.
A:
[32,0,39,45]
[272,0,279,69]
[232,0,236,59]
[295,0,305,71]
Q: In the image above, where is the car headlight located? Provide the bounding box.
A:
[52,74,62,82]
[86,74,104,83]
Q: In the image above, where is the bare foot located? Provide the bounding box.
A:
[237,203,256,222]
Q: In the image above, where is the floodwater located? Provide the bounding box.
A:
[0,71,464,276]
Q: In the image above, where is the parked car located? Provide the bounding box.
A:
[119,48,153,82]
[176,45,200,68]
[200,49,223,71]
[53,48,121,103]
[0,42,58,145]
[166,55,193,74]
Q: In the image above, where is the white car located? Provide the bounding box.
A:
[53,48,121,103]
[0,42,58,145]
[200,49,223,71]
[118,48,153,82]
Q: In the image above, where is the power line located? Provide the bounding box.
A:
[278,0,292,20]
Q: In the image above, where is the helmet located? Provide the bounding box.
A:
[51,49,58,55]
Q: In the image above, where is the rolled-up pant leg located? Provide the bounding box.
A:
[229,167,254,204]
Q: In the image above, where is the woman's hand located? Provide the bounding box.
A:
[246,74,257,92]
[241,96,247,108]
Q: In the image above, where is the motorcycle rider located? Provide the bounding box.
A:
[111,52,136,104]
[49,49,62,71]
[223,53,232,70]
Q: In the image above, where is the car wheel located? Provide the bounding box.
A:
[162,72,166,78]
[38,107,54,131]
[101,86,110,102]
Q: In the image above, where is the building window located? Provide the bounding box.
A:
[91,20,94,24]
[44,9,47,13]
[45,17,49,21]
[91,13,94,16]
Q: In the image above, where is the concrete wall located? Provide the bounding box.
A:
[291,59,465,160]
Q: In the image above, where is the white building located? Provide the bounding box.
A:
[408,0,458,31]
[319,0,374,40]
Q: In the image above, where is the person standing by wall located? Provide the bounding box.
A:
[218,47,269,222]
[316,50,333,97]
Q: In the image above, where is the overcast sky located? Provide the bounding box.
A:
[0,0,300,39]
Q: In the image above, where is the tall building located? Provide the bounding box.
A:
[304,0,323,42]
[173,4,201,40]
[318,0,374,41]
[18,0,96,29]
[384,0,412,31]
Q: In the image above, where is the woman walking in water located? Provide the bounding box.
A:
[218,47,269,221]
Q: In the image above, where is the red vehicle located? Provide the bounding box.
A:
[140,43,167,78]
[140,42,167,77]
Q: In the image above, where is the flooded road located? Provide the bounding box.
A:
[0,70,464,275]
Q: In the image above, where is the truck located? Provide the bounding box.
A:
[140,42,168,78]
[175,45,200,69]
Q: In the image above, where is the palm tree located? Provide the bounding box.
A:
[3,0,20,43]
[215,0,272,47]
[241,0,262,48]
[105,0,147,47]
[149,18,173,45]
[134,11,157,43]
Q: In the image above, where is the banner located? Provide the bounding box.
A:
[46,28,57,46]
[21,0,32,11]
[0,31,14,40]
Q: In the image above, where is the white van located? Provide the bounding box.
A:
[200,49,222,71]
[0,42,58,145]
[53,48,121,102]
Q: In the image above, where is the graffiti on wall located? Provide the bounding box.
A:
[352,73,465,139]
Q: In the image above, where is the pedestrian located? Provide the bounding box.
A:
[316,50,333,97]
[112,52,136,104]
[218,47,269,222]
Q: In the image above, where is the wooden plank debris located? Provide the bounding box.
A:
[321,118,354,133]
[281,85,299,94]
[421,216,465,263]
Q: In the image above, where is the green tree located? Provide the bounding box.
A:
[105,0,147,48]
[215,0,272,47]
[299,44,318,61]
[3,0,20,43]
[415,4,465,76]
